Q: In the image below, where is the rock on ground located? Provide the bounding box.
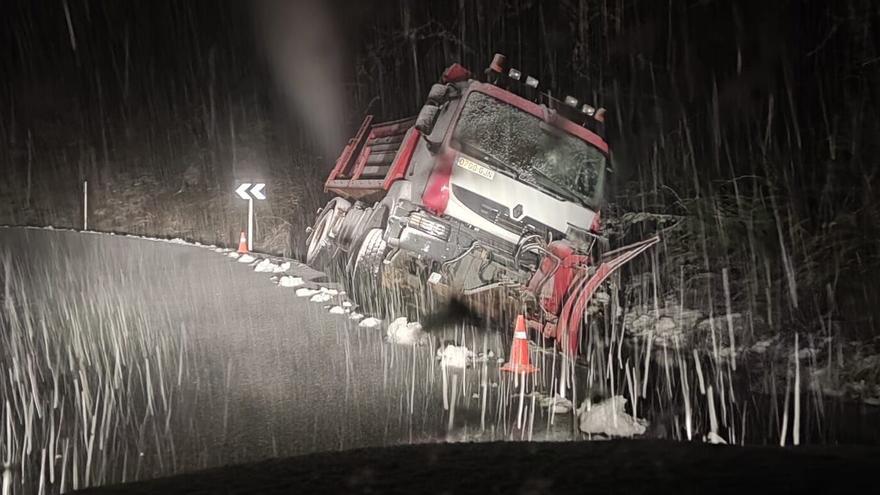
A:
[437,344,473,368]
[578,396,648,437]
[359,317,381,328]
[386,317,428,345]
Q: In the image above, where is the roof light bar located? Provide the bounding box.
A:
[525,76,539,88]
[489,53,507,74]
[508,68,522,81]
[564,96,579,107]
[581,104,596,116]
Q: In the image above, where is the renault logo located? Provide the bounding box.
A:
[511,204,524,219]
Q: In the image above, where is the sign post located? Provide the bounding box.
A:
[235,182,266,251]
[83,180,88,230]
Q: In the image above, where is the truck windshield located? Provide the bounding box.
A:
[451,91,606,207]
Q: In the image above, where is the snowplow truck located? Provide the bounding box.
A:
[306,54,658,357]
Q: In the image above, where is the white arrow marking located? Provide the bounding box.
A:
[250,183,266,200]
[235,183,252,200]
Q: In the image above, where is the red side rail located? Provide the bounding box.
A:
[325,115,418,200]
[325,115,373,186]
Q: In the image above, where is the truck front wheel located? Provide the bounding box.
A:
[350,228,387,316]
[306,202,345,270]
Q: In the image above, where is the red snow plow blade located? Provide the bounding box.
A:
[544,236,660,357]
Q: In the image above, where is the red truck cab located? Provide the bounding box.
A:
[306,54,656,356]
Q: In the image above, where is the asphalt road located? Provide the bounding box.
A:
[1,227,545,492]
[5,227,879,495]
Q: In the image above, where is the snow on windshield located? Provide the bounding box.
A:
[452,91,605,204]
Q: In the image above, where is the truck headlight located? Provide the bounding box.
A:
[409,211,451,241]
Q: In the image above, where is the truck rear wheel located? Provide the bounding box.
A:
[350,228,387,316]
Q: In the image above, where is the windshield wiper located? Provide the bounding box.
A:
[523,168,589,206]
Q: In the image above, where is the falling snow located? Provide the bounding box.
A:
[3,0,880,491]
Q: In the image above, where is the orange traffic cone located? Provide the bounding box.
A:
[501,315,538,374]
[237,231,248,254]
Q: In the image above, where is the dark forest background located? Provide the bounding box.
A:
[2,0,879,339]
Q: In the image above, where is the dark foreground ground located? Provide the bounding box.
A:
[75,440,879,494]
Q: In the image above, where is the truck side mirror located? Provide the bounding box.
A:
[415,104,441,136]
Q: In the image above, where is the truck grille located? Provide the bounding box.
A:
[451,185,563,239]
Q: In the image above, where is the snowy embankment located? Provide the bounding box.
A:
[222,244,382,327]
[624,298,880,407]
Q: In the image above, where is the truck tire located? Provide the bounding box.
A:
[306,204,341,270]
[350,228,387,316]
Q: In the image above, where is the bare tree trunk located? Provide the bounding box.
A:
[538,3,556,90]
[402,0,420,108]
[95,70,110,187]
[229,95,237,181]
[26,129,33,209]
[458,0,466,61]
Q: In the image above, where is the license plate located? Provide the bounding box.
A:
[456,156,495,180]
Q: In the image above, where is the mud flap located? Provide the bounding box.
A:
[556,236,661,357]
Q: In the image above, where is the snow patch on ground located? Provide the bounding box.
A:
[297,287,338,303]
[310,292,333,303]
[254,259,278,273]
[214,247,227,253]
[796,347,819,360]
[534,393,573,414]
[386,317,428,345]
[295,288,320,297]
[473,350,496,363]
[275,262,291,273]
[705,431,728,444]
[328,306,345,314]
[237,254,256,263]
[625,309,701,347]
[227,252,240,259]
[359,317,381,328]
[578,396,648,437]
[810,352,880,405]
[349,312,364,321]
[279,276,304,288]
[751,338,775,354]
[437,344,474,368]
